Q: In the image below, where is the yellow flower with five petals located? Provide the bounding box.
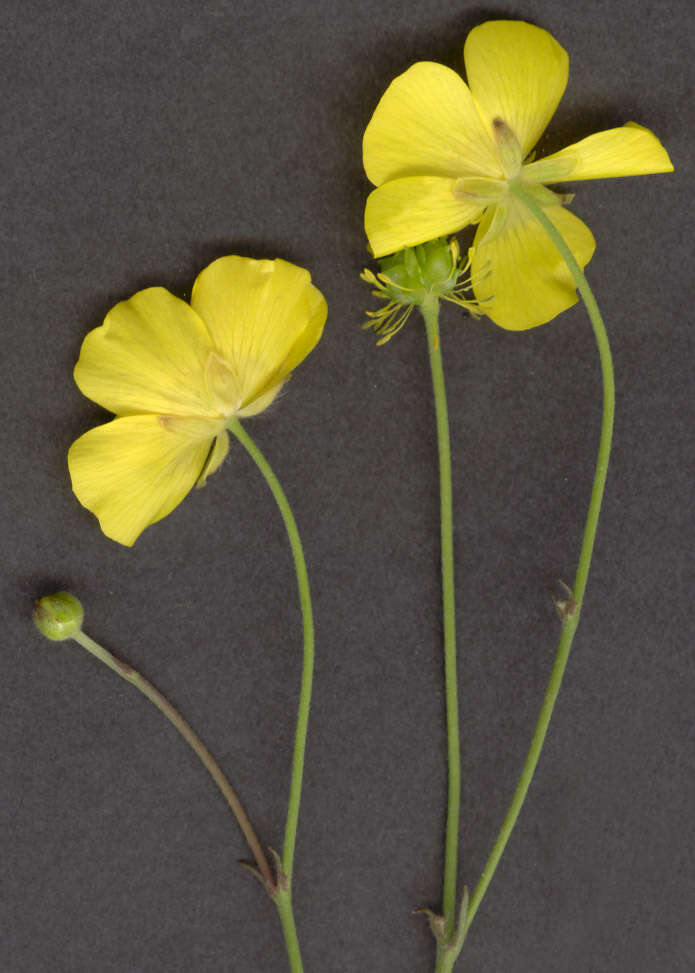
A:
[363,19,673,330]
[68,256,326,546]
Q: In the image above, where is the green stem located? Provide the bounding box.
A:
[227,417,314,973]
[274,884,303,973]
[421,296,462,941]
[436,947,460,973]
[70,628,274,889]
[462,182,615,938]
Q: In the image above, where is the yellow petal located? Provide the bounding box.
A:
[68,415,224,545]
[363,61,502,186]
[464,20,569,157]
[470,198,596,330]
[74,288,217,417]
[524,122,674,182]
[365,177,485,258]
[191,257,326,413]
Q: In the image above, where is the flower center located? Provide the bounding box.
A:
[452,118,575,251]
[452,117,525,210]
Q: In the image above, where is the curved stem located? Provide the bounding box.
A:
[227,418,313,973]
[70,628,274,888]
[463,183,615,937]
[227,418,314,881]
[421,296,462,940]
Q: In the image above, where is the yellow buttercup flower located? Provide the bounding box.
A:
[68,256,327,546]
[363,19,673,330]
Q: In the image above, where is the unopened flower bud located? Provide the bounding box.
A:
[33,591,84,641]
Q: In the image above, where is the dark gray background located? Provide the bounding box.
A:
[3,1,693,970]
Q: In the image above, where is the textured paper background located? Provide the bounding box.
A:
[3,1,693,970]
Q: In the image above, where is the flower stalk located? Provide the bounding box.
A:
[459,181,615,948]
[227,418,315,973]
[421,296,462,942]
[361,244,476,962]
[68,626,276,888]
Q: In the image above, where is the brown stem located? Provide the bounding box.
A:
[71,629,275,890]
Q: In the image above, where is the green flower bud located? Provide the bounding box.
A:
[33,591,84,641]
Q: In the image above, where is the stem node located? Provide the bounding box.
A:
[550,580,578,620]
